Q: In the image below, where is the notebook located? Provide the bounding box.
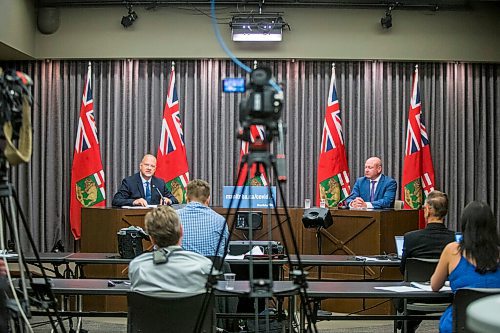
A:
[395,235,404,259]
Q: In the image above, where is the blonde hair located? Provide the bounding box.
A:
[186,179,210,203]
[144,206,181,247]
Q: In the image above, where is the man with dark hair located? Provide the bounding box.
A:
[177,179,228,257]
[112,154,178,207]
[398,190,455,333]
[128,206,213,292]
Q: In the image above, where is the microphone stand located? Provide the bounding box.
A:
[152,184,167,205]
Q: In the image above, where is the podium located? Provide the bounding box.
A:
[81,207,153,311]
[301,208,419,314]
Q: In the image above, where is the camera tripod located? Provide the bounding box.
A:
[0,166,66,333]
[195,140,318,333]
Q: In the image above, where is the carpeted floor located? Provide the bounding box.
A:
[30,317,440,332]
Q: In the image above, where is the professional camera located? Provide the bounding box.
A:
[239,67,283,142]
[224,67,283,144]
[0,68,33,167]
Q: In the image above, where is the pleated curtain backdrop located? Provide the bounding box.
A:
[2,59,498,251]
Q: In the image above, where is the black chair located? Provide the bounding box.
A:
[453,288,500,333]
[397,258,449,332]
[127,291,216,333]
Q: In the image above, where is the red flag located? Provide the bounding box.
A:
[316,64,350,207]
[70,64,106,239]
[236,125,269,186]
[402,66,436,229]
[155,66,189,203]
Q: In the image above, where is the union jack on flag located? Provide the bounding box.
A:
[405,74,430,156]
[70,63,106,239]
[316,64,350,207]
[75,74,99,153]
[236,125,268,186]
[156,64,190,203]
[402,65,436,228]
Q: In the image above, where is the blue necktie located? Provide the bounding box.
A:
[370,180,377,202]
[145,182,151,204]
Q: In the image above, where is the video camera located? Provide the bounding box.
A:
[224,67,283,143]
[0,68,33,166]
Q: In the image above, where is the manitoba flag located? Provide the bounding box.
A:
[155,65,189,203]
[236,125,269,186]
[316,64,350,207]
[402,65,436,228]
[70,63,106,239]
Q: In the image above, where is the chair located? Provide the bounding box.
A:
[395,258,449,332]
[453,288,500,333]
[127,291,216,333]
[404,258,450,312]
[394,200,404,210]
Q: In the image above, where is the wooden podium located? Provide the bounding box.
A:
[300,208,419,314]
[80,206,418,313]
[81,207,153,311]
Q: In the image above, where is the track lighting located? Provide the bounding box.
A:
[381,5,393,29]
[121,4,138,28]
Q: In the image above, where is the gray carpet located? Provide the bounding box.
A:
[29,317,440,332]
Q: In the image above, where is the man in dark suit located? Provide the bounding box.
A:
[345,157,397,209]
[398,190,455,332]
[112,154,178,207]
[400,190,455,274]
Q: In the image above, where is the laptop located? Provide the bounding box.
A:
[395,235,404,259]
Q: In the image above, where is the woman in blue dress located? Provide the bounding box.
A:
[430,201,500,333]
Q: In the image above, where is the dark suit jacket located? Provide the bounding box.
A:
[111,173,178,207]
[345,174,397,209]
[399,222,455,274]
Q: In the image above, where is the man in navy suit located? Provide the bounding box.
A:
[112,154,178,207]
[345,157,397,209]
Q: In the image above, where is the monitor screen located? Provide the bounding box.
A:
[223,78,246,93]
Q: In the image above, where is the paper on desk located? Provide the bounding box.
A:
[355,256,379,261]
[374,286,422,292]
[122,205,157,209]
[410,281,451,292]
[226,246,265,260]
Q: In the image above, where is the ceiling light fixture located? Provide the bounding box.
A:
[230,14,288,42]
[121,4,138,28]
[380,5,394,29]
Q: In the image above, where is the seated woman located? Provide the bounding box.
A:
[431,201,500,333]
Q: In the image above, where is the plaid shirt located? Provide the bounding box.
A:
[177,202,228,257]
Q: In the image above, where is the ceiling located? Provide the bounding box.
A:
[35,0,497,9]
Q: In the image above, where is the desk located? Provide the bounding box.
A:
[6,252,73,278]
[81,207,417,314]
[34,278,451,331]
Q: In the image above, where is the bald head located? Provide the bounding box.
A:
[139,154,157,180]
[364,157,382,180]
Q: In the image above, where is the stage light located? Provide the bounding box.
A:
[231,14,287,42]
[381,6,393,29]
[121,4,138,28]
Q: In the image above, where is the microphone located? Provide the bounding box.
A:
[152,184,168,205]
[337,195,349,209]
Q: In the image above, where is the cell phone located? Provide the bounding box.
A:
[455,232,463,243]
[223,78,246,93]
